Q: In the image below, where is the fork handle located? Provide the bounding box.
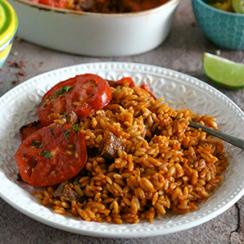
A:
[189,121,244,150]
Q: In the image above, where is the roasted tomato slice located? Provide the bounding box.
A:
[117,77,135,87]
[19,121,42,141]
[15,123,87,187]
[38,0,67,8]
[107,77,135,87]
[37,77,75,126]
[66,74,112,117]
[37,74,112,126]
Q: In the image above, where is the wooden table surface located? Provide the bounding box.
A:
[0,0,243,243]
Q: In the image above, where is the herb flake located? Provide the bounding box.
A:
[31,140,42,148]
[49,127,55,136]
[72,124,80,132]
[40,150,52,159]
[64,130,70,139]
[55,86,72,96]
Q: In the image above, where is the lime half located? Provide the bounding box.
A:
[203,53,244,89]
[232,0,244,13]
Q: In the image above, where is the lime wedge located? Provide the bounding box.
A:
[203,53,244,89]
[232,0,244,13]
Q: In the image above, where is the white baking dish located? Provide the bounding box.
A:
[10,0,180,56]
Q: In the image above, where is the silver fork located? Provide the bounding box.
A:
[189,121,244,150]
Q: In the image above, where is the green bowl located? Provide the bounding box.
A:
[192,0,244,50]
[0,0,18,68]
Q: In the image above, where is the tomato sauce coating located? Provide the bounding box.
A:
[35,0,169,13]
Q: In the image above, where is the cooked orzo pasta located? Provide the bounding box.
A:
[33,78,228,224]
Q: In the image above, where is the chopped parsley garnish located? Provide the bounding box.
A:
[31,140,42,148]
[40,150,52,159]
[64,130,70,139]
[55,86,72,96]
[72,123,80,132]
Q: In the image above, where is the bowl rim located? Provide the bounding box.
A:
[194,0,244,18]
[12,0,181,17]
[0,0,18,49]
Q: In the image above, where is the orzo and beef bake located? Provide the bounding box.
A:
[15,74,228,224]
[31,0,169,13]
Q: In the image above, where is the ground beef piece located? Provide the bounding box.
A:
[101,131,125,158]
[53,183,79,201]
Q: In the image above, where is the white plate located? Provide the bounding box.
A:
[0,62,244,238]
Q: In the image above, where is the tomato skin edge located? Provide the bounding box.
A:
[117,77,135,87]
[77,74,112,117]
[140,83,156,99]
[19,121,42,142]
[37,74,112,126]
